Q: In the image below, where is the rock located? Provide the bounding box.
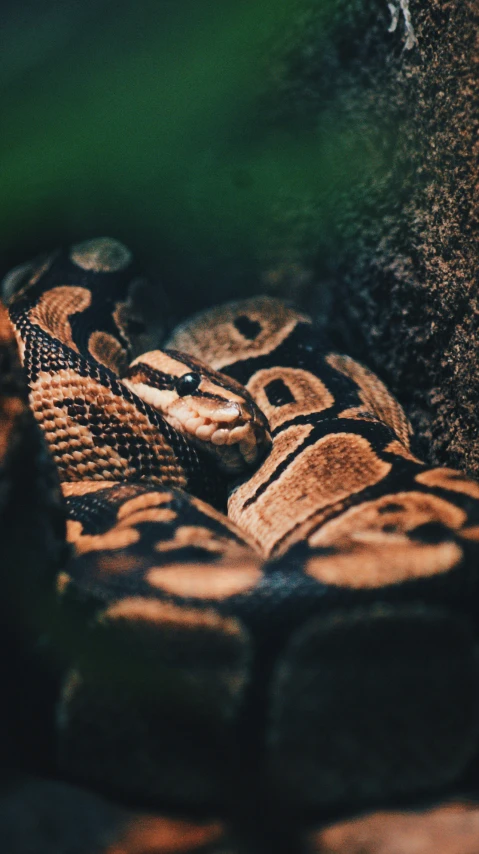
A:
[261,0,479,473]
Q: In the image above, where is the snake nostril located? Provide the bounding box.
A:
[176,371,201,397]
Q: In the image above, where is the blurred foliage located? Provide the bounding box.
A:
[0,0,384,314]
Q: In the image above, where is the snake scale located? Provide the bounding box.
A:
[3,237,479,833]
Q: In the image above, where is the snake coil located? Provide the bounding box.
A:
[3,237,479,822]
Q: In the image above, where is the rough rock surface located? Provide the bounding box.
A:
[261,0,479,473]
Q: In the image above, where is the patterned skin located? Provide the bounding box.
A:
[169,297,479,573]
[6,239,269,506]
[3,240,479,826]
[124,349,270,472]
[169,297,479,808]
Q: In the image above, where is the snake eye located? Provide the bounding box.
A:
[176,371,201,397]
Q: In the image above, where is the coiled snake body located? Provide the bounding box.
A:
[4,238,479,820]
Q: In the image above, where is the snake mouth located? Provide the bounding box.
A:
[165,398,272,472]
[123,370,272,473]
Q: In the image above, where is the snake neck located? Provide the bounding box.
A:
[6,240,227,508]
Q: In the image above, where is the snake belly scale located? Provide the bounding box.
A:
[4,237,479,817]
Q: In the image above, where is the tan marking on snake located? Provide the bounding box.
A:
[147,559,262,599]
[309,492,467,547]
[305,539,462,588]
[168,296,309,370]
[29,287,92,352]
[101,598,244,640]
[70,237,132,272]
[130,349,196,377]
[383,439,421,461]
[66,519,84,543]
[155,526,241,554]
[88,330,128,374]
[416,468,479,499]
[61,481,118,497]
[105,816,224,854]
[73,526,140,555]
[229,429,391,557]
[117,492,174,519]
[246,366,334,430]
[118,508,177,526]
[327,353,411,447]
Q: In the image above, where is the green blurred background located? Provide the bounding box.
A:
[1,0,385,317]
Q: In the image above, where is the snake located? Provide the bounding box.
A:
[3,236,479,828]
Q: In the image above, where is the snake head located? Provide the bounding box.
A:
[123,349,271,473]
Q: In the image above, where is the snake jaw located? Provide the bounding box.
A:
[122,379,177,411]
[164,396,271,472]
[124,354,271,473]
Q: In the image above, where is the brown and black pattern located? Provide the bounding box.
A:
[6,238,224,507]
[1,240,270,808]
[167,297,479,573]
[60,481,261,608]
[53,480,263,804]
[5,245,479,824]
[124,348,271,472]
[168,296,479,807]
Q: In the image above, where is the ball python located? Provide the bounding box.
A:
[3,237,479,824]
